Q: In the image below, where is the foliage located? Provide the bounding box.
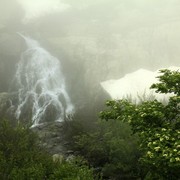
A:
[151,69,180,95]
[0,120,53,179]
[0,120,94,180]
[49,157,95,180]
[74,120,142,179]
[100,69,180,179]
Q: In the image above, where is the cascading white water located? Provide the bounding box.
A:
[14,34,74,126]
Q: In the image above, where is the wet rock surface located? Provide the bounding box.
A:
[0,92,17,121]
[32,121,74,157]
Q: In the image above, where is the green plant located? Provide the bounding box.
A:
[74,120,141,179]
[0,120,95,180]
[0,120,54,179]
[100,69,180,179]
[49,157,95,180]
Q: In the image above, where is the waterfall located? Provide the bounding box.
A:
[14,34,74,126]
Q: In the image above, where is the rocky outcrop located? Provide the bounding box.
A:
[0,92,75,157]
[52,153,65,163]
[0,92,17,121]
[0,92,10,111]
[32,121,74,156]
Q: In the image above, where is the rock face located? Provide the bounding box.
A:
[0,34,109,159]
[0,92,74,156]
[0,92,17,121]
[32,121,72,156]
[0,92,10,115]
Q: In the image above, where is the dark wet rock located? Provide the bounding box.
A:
[0,92,17,121]
[32,122,69,155]
[66,150,74,155]
[0,92,74,156]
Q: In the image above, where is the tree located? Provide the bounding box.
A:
[0,120,53,179]
[0,120,94,179]
[100,69,180,179]
[74,120,141,179]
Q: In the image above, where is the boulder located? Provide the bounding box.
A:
[52,153,65,163]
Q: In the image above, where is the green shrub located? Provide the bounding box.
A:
[49,157,95,180]
[74,120,142,179]
[0,120,55,179]
[0,120,95,180]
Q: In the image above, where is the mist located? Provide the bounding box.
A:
[1,2,180,178]
[0,0,180,121]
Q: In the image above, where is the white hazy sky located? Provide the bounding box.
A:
[17,0,70,23]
